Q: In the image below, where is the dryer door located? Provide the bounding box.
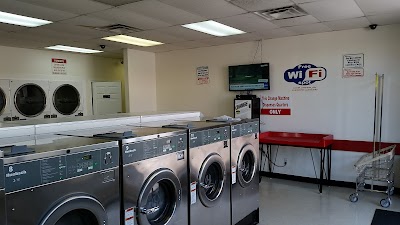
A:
[14,83,47,117]
[53,84,81,115]
[40,195,107,225]
[237,144,257,188]
[198,153,225,208]
[0,87,6,115]
[137,169,181,225]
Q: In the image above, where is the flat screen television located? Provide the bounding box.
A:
[229,63,270,91]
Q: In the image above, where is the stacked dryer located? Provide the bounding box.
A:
[49,81,84,118]
[0,80,11,122]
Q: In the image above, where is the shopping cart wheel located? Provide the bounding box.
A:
[380,198,391,208]
[349,193,358,203]
[389,187,395,196]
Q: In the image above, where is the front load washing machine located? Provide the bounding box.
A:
[0,80,11,122]
[49,81,84,118]
[161,122,231,225]
[59,125,190,225]
[10,80,51,120]
[0,135,120,225]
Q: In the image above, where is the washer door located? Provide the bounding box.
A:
[137,169,181,225]
[237,144,257,188]
[198,153,225,208]
[0,87,6,115]
[14,83,46,117]
[40,195,107,225]
[53,84,80,115]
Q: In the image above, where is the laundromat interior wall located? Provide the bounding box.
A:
[0,45,126,115]
[155,24,400,186]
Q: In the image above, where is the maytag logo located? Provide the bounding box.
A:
[6,166,27,178]
[235,102,248,110]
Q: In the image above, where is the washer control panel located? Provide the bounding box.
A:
[189,126,230,148]
[3,147,119,193]
[123,134,187,165]
[0,159,4,189]
[232,121,259,139]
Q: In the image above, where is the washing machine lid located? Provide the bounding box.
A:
[14,83,47,117]
[162,121,228,131]
[53,84,80,115]
[0,87,6,115]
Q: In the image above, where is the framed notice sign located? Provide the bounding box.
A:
[52,58,67,75]
[196,66,209,85]
[343,54,364,78]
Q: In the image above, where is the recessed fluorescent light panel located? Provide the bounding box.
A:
[102,35,163,47]
[182,20,245,37]
[46,45,103,54]
[0,11,52,27]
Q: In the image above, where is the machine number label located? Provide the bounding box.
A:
[232,165,237,185]
[190,182,197,205]
[125,207,135,225]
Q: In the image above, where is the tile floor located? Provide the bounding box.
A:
[259,178,400,225]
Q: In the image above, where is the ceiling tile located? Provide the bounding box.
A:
[119,0,206,25]
[90,8,172,30]
[257,28,297,38]
[367,13,400,26]
[226,32,263,42]
[15,0,112,15]
[97,50,124,59]
[0,0,77,21]
[59,16,114,27]
[61,40,122,52]
[39,23,113,39]
[199,37,236,46]
[89,38,138,49]
[355,0,400,16]
[159,0,247,19]
[227,0,294,12]
[324,17,370,30]
[216,13,278,33]
[172,41,212,48]
[129,30,188,44]
[143,44,187,53]
[155,26,214,40]
[286,22,332,34]
[0,23,29,32]
[0,32,60,46]
[291,0,320,3]
[271,15,320,27]
[0,37,52,49]
[299,0,364,22]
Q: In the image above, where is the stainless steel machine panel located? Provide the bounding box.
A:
[122,131,188,225]
[1,137,120,225]
[189,126,231,225]
[0,150,5,225]
[231,120,260,225]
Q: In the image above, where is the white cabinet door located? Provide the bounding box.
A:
[92,81,122,115]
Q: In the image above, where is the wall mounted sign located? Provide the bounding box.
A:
[196,66,209,85]
[52,58,67,75]
[343,54,364,78]
[261,94,291,115]
[284,64,327,91]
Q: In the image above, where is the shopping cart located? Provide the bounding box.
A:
[349,145,396,208]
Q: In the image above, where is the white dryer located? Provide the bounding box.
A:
[0,80,11,122]
[10,80,51,121]
[49,81,84,118]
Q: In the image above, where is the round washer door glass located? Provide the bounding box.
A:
[237,145,257,188]
[53,84,80,115]
[0,87,6,114]
[138,169,180,225]
[198,154,225,207]
[15,84,46,117]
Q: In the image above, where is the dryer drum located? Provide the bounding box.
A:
[53,84,80,115]
[0,87,6,114]
[14,83,46,117]
[198,154,225,207]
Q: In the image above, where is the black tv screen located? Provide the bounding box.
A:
[229,63,270,91]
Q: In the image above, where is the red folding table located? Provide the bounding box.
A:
[259,132,334,193]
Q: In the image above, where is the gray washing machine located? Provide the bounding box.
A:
[59,126,189,225]
[0,135,120,225]
[0,150,5,225]
[161,122,231,225]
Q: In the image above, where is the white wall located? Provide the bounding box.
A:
[156,24,400,186]
[124,49,157,113]
[0,45,125,115]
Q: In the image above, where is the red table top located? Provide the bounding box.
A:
[260,131,334,148]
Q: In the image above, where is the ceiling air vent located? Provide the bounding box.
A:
[81,24,143,34]
[91,0,143,7]
[254,6,307,20]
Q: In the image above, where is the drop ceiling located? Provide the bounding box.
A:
[0,0,399,58]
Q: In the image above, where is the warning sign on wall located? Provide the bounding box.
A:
[343,54,364,78]
[261,95,291,115]
[196,66,209,85]
[52,58,67,75]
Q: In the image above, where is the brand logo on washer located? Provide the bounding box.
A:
[124,146,137,154]
[6,166,27,178]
